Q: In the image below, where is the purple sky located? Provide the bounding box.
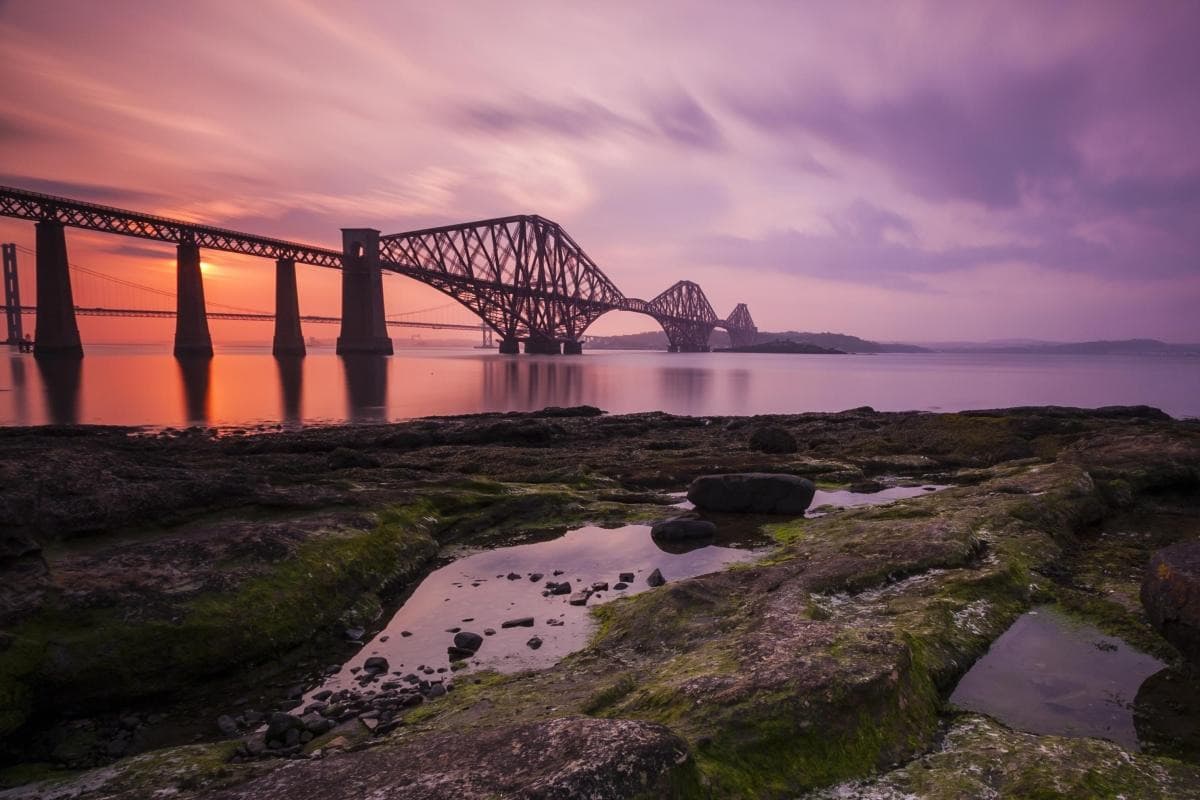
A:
[1,0,1198,342]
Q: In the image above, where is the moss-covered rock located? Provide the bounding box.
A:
[806,714,1200,799]
[3,408,1199,798]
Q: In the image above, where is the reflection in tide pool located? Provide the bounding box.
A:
[1,346,1198,427]
[316,523,766,697]
[950,606,1164,750]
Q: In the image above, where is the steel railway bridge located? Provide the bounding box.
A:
[0,185,755,358]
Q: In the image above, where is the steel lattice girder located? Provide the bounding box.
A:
[647,280,719,350]
[380,215,626,341]
[2,183,760,348]
[721,302,758,347]
[0,185,343,268]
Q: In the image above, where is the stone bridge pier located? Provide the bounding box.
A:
[337,228,393,356]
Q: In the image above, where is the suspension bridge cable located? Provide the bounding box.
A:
[387,300,462,318]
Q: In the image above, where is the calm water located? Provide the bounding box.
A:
[950,606,1165,750]
[321,482,941,694]
[320,523,767,692]
[1,345,1198,427]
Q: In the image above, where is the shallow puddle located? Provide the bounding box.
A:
[950,605,1165,750]
[314,523,767,696]
[806,484,944,515]
[669,481,946,516]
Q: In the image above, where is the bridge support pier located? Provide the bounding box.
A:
[3,243,24,346]
[524,337,561,355]
[498,337,520,355]
[33,221,83,358]
[272,258,305,357]
[562,340,583,355]
[337,229,393,355]
[174,243,214,357]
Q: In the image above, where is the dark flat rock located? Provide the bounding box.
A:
[687,473,816,515]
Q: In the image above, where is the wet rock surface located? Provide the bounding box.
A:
[2,406,1199,797]
[219,716,692,800]
[1143,541,1200,666]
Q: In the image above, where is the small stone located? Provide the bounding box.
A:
[614,582,628,590]
[446,626,461,633]
[447,646,475,660]
[427,683,447,698]
[363,656,389,674]
[379,635,389,642]
[484,628,496,636]
[569,591,591,606]
[400,631,413,637]
[453,631,484,653]
[216,715,239,736]
[550,582,572,595]
[265,712,304,742]
[650,518,717,540]
[313,690,333,701]
[529,573,544,582]
[553,570,564,576]
[502,617,535,628]
[619,572,635,583]
[345,627,365,641]
[646,569,666,587]
[591,582,609,591]
[526,636,543,650]
[507,572,521,580]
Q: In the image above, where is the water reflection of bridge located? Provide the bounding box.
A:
[5,350,766,427]
[1,185,757,358]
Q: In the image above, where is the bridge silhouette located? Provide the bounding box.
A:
[0,185,756,358]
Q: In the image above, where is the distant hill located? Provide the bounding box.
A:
[586,329,927,353]
[923,338,1200,355]
[714,339,843,355]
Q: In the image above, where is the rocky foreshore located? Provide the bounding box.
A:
[1,405,1199,798]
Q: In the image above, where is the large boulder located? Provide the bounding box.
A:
[687,473,816,515]
[1142,541,1200,666]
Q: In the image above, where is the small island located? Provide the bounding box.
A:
[714,338,845,354]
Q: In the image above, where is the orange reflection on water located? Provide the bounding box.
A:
[1,347,1198,428]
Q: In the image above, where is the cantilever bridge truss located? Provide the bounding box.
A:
[379,215,756,351]
[0,185,757,353]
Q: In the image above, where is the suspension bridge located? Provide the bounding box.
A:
[0,184,756,358]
